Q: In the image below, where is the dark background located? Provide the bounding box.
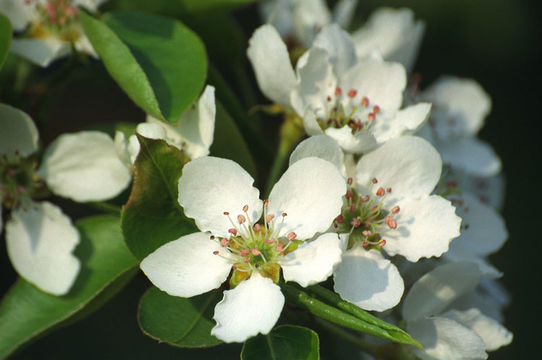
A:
[1,0,539,358]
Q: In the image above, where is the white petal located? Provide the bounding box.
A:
[352,8,424,71]
[325,126,378,154]
[113,131,133,169]
[447,194,507,257]
[140,232,232,298]
[136,122,167,141]
[409,317,488,360]
[384,195,461,261]
[373,103,432,143]
[211,273,284,343]
[74,0,108,12]
[38,131,131,202]
[333,247,404,311]
[267,157,345,239]
[0,103,39,157]
[356,136,441,203]
[0,0,35,32]
[5,202,80,295]
[11,37,71,67]
[281,232,343,287]
[301,109,324,136]
[312,24,357,77]
[339,56,406,113]
[247,24,296,107]
[402,262,482,321]
[260,0,293,37]
[291,0,331,46]
[289,135,345,175]
[178,156,262,238]
[73,32,98,57]
[177,85,216,159]
[438,138,501,177]
[462,173,505,210]
[332,0,358,29]
[291,47,336,118]
[443,309,513,351]
[421,76,491,138]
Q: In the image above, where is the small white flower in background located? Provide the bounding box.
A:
[115,85,216,166]
[259,0,357,48]
[416,76,500,178]
[0,103,130,295]
[351,8,425,72]
[140,156,346,342]
[248,24,432,154]
[0,0,108,67]
[402,262,513,359]
[290,135,461,312]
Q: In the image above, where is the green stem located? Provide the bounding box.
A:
[264,142,290,198]
[88,201,122,215]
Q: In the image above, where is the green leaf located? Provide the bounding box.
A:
[80,11,163,120]
[121,136,197,259]
[280,283,422,349]
[179,0,258,13]
[104,11,207,123]
[211,102,257,178]
[0,216,138,358]
[0,13,12,69]
[241,325,319,360]
[138,287,222,348]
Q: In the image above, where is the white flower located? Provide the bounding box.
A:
[259,0,357,48]
[1,103,130,294]
[351,8,425,72]
[402,262,513,359]
[248,24,431,154]
[290,135,461,311]
[0,0,107,67]
[416,76,500,178]
[116,85,216,165]
[140,156,346,342]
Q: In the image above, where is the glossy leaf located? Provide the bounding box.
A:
[80,11,163,120]
[104,12,207,123]
[0,13,11,69]
[138,287,222,348]
[211,102,257,178]
[0,216,138,358]
[241,325,319,360]
[179,0,258,13]
[121,136,197,259]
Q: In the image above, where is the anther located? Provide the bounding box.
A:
[282,212,287,217]
[362,230,371,237]
[223,211,229,215]
[253,223,262,233]
[376,187,385,196]
[391,206,400,214]
[371,177,378,184]
[243,205,249,212]
[213,251,219,255]
[265,238,276,244]
[240,249,250,256]
[228,228,238,236]
[347,177,353,185]
[251,248,261,256]
[387,187,392,193]
[361,97,369,107]
[335,215,344,223]
[360,195,370,203]
[266,214,275,223]
[347,89,357,98]
[385,216,397,229]
[287,232,297,241]
[373,105,380,114]
[276,242,284,251]
[362,241,369,248]
[345,189,353,200]
[379,239,386,247]
[350,217,361,228]
[368,113,376,122]
[349,204,356,213]
[335,87,342,96]
[220,238,230,247]
[264,199,269,207]
[237,214,246,224]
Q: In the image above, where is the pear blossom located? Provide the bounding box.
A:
[141,156,346,342]
[351,8,425,72]
[1,103,130,294]
[290,135,461,311]
[0,0,108,67]
[115,85,216,166]
[248,24,432,154]
[402,262,513,359]
[259,0,357,48]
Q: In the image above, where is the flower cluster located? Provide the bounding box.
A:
[0,1,513,359]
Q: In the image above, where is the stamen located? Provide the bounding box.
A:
[391,206,400,214]
[361,97,369,107]
[385,216,397,229]
[371,177,378,184]
[347,89,357,98]
[287,232,297,241]
[335,87,342,96]
[376,187,385,197]
[237,214,246,224]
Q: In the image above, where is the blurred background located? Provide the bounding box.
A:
[0,0,539,358]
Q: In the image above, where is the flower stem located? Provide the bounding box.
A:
[315,317,379,356]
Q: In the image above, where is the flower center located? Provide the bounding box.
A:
[332,177,399,250]
[317,87,382,135]
[26,0,82,42]
[0,153,46,210]
[210,202,302,287]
